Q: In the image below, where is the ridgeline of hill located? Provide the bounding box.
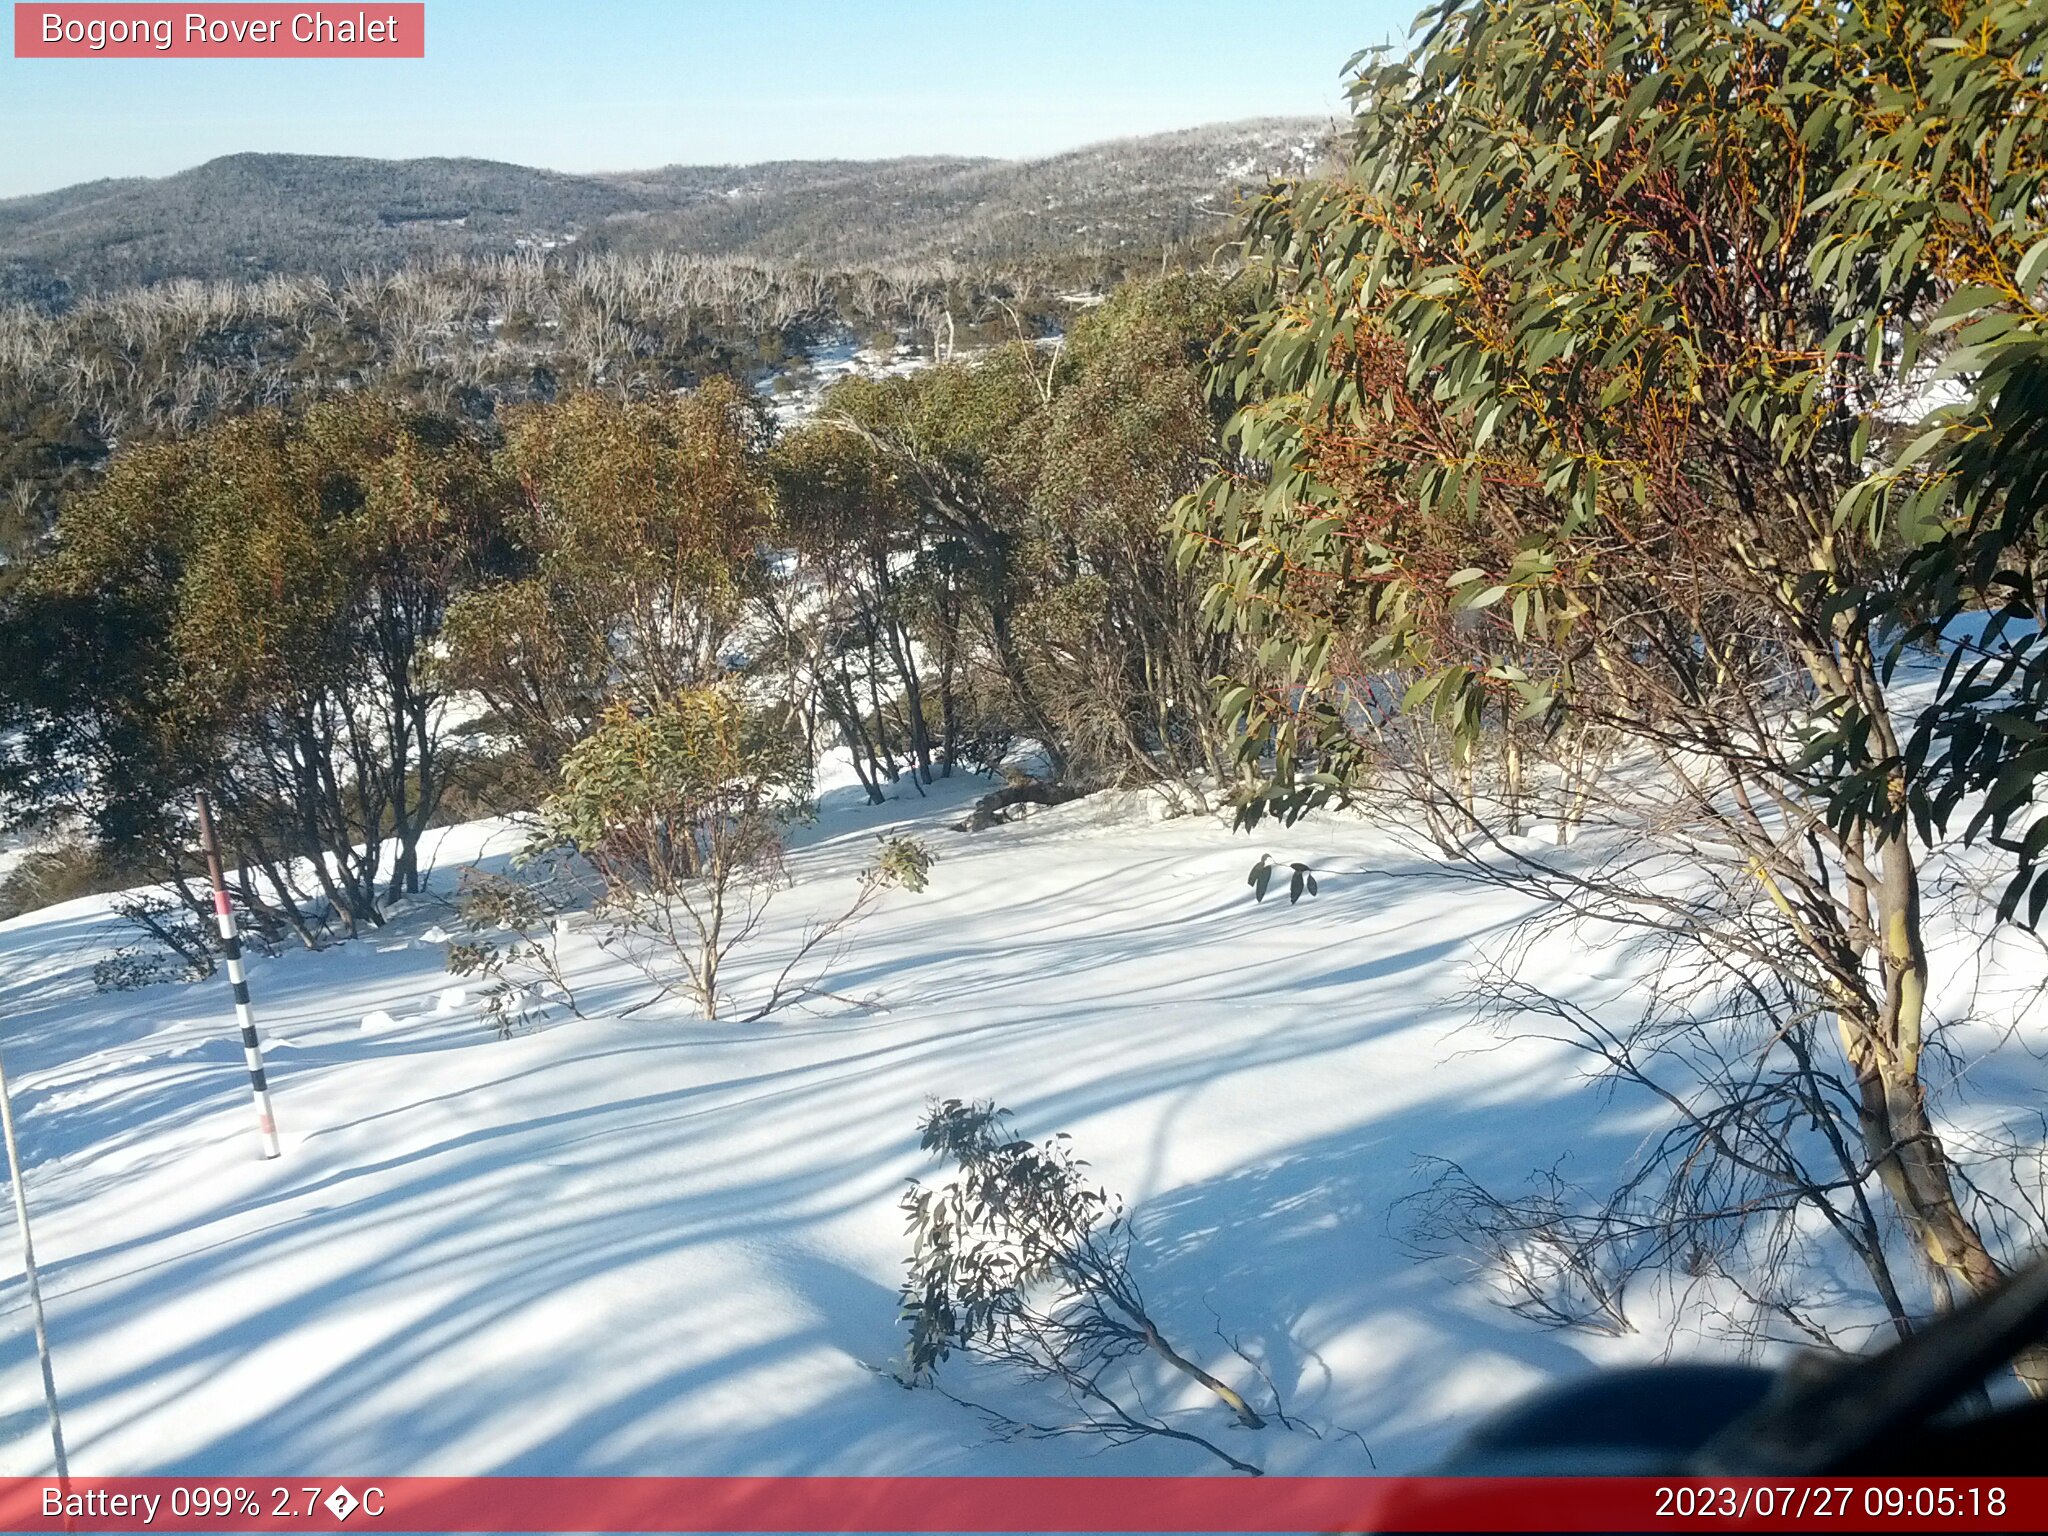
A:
[0,118,1336,300]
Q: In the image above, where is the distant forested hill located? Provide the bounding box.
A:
[591,120,1334,268]
[0,118,1335,297]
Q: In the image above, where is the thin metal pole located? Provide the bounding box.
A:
[195,792,282,1159]
[0,1043,69,1480]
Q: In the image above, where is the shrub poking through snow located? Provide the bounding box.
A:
[898,1098,1277,1475]
[874,835,935,894]
[539,692,924,1021]
[91,949,175,993]
[541,689,806,1021]
[96,891,218,989]
[445,866,581,1038]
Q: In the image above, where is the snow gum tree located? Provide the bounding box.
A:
[538,688,931,1021]
[441,377,774,772]
[541,689,808,1020]
[1803,10,2048,927]
[808,276,1253,799]
[2,396,514,941]
[769,420,945,801]
[821,353,1071,778]
[1178,0,2048,1384]
[1024,276,1248,799]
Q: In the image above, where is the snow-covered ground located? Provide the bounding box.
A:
[0,765,2043,1477]
[757,337,933,426]
[756,330,1070,425]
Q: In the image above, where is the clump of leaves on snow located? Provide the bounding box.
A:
[897,1098,1290,1475]
[874,835,935,894]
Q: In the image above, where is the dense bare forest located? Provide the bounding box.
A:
[0,250,1074,566]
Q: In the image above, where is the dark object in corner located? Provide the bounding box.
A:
[1441,1254,2048,1476]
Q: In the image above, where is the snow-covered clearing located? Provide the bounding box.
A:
[1,769,2043,1476]
[758,337,932,426]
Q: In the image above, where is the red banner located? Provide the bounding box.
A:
[13,5,424,58]
[1,1478,2045,1532]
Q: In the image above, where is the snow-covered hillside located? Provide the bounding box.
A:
[1,770,2043,1477]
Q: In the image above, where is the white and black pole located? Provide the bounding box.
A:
[0,1041,69,1481]
[196,792,282,1159]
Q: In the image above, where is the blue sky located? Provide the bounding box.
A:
[0,1,1412,197]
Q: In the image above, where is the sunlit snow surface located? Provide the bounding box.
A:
[2,760,2044,1475]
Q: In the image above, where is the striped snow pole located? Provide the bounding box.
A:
[195,792,282,1159]
[0,1042,69,1484]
